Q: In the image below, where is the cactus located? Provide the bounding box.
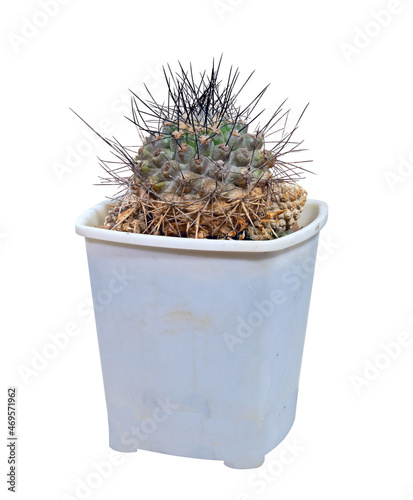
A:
[77,57,311,240]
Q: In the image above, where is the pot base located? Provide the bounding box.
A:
[107,389,297,469]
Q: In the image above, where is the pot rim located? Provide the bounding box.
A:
[75,198,328,253]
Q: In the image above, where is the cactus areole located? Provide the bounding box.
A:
[74,57,313,240]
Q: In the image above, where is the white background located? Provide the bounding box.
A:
[1,0,413,499]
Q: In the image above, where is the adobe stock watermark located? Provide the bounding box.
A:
[223,232,340,353]
[233,438,306,500]
[52,117,115,183]
[7,0,73,54]
[17,319,82,386]
[61,451,124,500]
[119,397,179,452]
[223,288,286,353]
[17,267,133,385]
[52,64,164,183]
[339,0,403,63]
[350,311,413,395]
[213,0,246,21]
[383,149,413,192]
[317,233,341,262]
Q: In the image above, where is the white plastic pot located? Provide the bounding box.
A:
[75,198,328,469]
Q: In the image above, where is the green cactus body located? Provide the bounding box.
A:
[93,58,310,239]
[134,121,270,202]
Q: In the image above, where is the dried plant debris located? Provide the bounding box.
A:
[73,56,312,240]
[104,183,306,240]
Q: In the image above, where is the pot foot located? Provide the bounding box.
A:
[223,456,265,469]
[109,443,138,453]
